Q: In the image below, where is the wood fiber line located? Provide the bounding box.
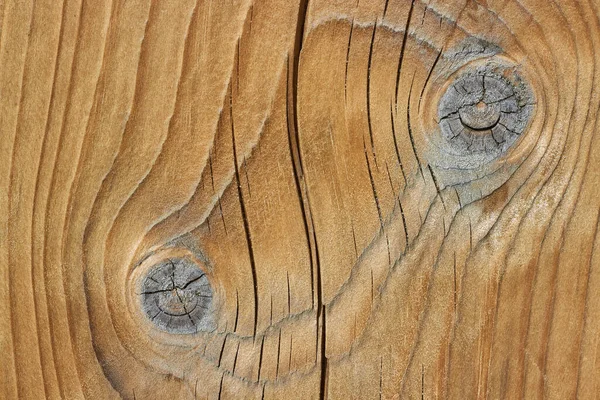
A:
[4,1,38,398]
[83,2,202,397]
[55,2,153,397]
[16,2,67,398]
[32,0,103,397]
[1,0,600,398]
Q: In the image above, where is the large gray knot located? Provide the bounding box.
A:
[139,257,215,334]
[438,66,534,157]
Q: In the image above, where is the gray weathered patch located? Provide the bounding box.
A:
[139,258,215,334]
[438,63,533,159]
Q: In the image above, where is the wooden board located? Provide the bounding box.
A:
[1,0,600,398]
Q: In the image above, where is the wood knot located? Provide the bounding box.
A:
[438,65,534,157]
[139,257,215,334]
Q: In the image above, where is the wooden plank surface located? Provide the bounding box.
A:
[1,0,599,398]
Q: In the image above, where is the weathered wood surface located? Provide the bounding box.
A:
[1,0,600,398]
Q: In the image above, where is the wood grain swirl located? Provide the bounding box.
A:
[1,0,599,399]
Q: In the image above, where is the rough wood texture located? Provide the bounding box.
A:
[1,0,599,398]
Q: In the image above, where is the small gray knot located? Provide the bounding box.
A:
[438,66,533,157]
[140,258,215,334]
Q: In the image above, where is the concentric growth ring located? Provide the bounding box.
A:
[438,64,534,157]
[139,257,214,334]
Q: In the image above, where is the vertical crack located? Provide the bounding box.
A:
[230,67,259,337]
[257,335,265,382]
[407,75,424,178]
[344,19,355,102]
[286,57,314,308]
[233,289,239,333]
[390,102,408,186]
[217,335,227,368]
[275,328,282,379]
[287,1,330,398]
[319,305,328,400]
[366,23,379,168]
[418,50,442,112]
[394,0,416,109]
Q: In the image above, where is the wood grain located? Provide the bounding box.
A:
[1,0,599,398]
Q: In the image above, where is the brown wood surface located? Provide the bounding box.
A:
[1,0,600,398]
